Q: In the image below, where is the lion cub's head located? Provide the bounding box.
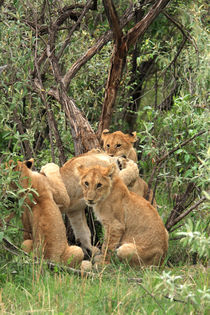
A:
[77,164,116,206]
[8,159,34,189]
[101,129,137,161]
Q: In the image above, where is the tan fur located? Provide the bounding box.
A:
[101,129,138,162]
[9,159,84,267]
[40,163,70,212]
[41,152,140,254]
[77,164,168,267]
[101,130,157,208]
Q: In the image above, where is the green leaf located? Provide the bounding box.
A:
[0,232,4,242]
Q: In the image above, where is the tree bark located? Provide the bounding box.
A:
[59,89,100,155]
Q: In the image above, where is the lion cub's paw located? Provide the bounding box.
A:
[117,156,128,170]
[80,260,92,272]
[91,246,101,256]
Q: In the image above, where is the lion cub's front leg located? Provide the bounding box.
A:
[101,220,125,262]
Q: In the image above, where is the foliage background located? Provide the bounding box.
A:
[0,0,209,313]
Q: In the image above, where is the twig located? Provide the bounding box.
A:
[169,236,185,241]
[156,130,206,166]
[163,294,186,304]
[169,223,185,233]
[58,0,93,60]
[136,282,165,312]
[166,197,207,231]
[47,261,95,278]
[3,222,32,236]
[2,237,29,256]
[128,277,142,283]
[163,12,199,66]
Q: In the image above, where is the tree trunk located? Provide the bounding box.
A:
[97,0,171,137]
[60,89,100,155]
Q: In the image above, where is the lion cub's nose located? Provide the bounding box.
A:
[88,200,94,205]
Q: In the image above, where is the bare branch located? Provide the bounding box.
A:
[62,5,135,89]
[156,130,206,166]
[2,238,95,277]
[126,0,171,48]
[62,31,112,89]
[97,0,171,136]
[166,197,207,231]
[163,11,199,64]
[57,0,93,60]
[34,24,66,164]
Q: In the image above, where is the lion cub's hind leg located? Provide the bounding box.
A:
[116,243,164,267]
[61,245,84,268]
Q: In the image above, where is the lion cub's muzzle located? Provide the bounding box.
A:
[87,199,96,206]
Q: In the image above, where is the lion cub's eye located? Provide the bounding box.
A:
[84,181,89,187]
[107,144,110,148]
[116,144,121,148]
[96,183,102,188]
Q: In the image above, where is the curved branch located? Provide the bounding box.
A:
[62,5,135,89]
[62,30,112,89]
[166,197,206,231]
[163,11,199,64]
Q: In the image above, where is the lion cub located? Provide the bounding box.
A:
[101,129,138,162]
[9,159,84,267]
[77,164,168,267]
[101,129,157,208]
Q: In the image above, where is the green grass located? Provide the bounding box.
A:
[0,251,209,315]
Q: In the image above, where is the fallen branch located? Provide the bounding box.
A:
[2,237,28,256]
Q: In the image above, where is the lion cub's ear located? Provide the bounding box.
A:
[127,131,137,143]
[24,158,34,169]
[101,129,110,142]
[77,165,87,177]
